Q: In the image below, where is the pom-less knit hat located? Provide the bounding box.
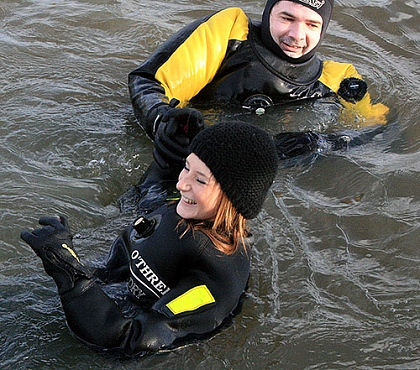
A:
[261,0,334,64]
[189,122,278,219]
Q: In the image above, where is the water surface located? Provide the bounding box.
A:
[1,0,420,369]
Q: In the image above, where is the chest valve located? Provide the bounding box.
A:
[133,216,155,239]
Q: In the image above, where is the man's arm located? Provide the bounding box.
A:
[274,124,388,160]
[128,7,249,139]
[319,60,389,126]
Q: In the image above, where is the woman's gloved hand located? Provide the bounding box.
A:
[154,107,205,169]
[21,216,92,294]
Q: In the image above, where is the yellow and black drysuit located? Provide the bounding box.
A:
[128,7,388,143]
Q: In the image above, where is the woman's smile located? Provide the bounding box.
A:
[180,195,197,205]
[176,153,222,221]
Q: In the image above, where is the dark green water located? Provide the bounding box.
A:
[1,0,419,369]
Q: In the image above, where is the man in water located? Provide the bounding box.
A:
[128,0,388,165]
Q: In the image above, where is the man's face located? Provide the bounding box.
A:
[269,1,323,58]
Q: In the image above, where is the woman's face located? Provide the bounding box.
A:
[176,153,222,221]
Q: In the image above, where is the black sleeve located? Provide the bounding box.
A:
[61,279,178,355]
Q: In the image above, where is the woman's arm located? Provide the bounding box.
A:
[62,254,248,355]
[60,279,219,354]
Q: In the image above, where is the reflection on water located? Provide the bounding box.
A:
[1,0,420,368]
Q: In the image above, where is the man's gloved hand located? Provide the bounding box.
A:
[154,107,205,169]
[337,78,367,103]
[274,131,352,159]
[275,131,321,159]
[21,216,92,294]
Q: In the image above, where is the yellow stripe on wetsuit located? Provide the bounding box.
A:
[166,285,216,315]
[155,7,249,106]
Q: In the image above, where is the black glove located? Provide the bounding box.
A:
[275,132,321,159]
[21,216,92,294]
[275,124,389,160]
[153,107,205,169]
[274,131,352,159]
[337,78,367,103]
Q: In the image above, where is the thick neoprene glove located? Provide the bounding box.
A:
[337,78,367,103]
[21,216,92,294]
[275,124,389,160]
[275,131,352,159]
[154,107,205,169]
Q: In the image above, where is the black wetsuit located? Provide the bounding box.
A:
[60,202,250,355]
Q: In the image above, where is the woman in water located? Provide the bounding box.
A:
[21,121,278,356]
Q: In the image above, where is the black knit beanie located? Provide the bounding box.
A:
[189,122,278,219]
[261,0,334,64]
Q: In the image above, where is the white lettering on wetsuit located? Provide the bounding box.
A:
[130,250,171,298]
[128,277,146,299]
